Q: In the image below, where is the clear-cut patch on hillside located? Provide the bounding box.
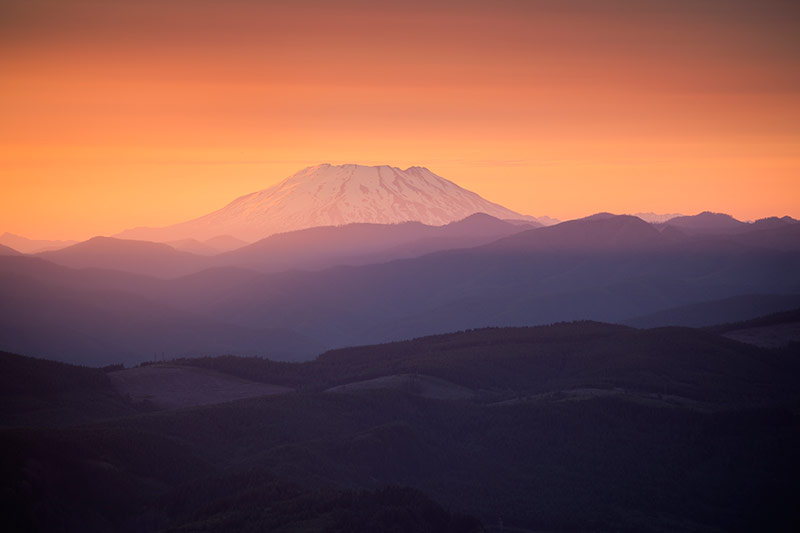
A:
[109,365,292,409]
[325,373,475,400]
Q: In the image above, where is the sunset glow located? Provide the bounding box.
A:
[2,0,799,239]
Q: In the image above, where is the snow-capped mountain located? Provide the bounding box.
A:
[116,164,537,242]
[632,212,684,224]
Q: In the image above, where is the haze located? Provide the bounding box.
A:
[1,0,799,239]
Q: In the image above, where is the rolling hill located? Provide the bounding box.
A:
[215,212,533,273]
[0,243,20,256]
[623,293,800,328]
[2,321,797,532]
[36,236,210,278]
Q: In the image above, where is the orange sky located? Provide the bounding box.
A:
[1,0,799,240]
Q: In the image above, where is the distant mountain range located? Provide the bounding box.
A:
[30,213,537,278]
[114,164,546,242]
[8,211,794,280]
[630,212,684,223]
[1,164,798,365]
[2,212,798,365]
[0,232,78,254]
[0,243,20,256]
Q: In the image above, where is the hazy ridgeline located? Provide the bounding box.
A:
[1,213,798,366]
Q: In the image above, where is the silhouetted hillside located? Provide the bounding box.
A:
[750,216,799,231]
[36,236,211,278]
[175,321,799,405]
[623,294,800,328]
[660,211,746,233]
[0,232,77,253]
[204,234,250,252]
[730,223,800,251]
[164,237,220,255]
[214,212,528,273]
[1,322,798,531]
[0,351,139,427]
[0,258,323,365]
[3,214,799,364]
[487,214,664,251]
[706,308,800,348]
[709,307,800,334]
[0,242,20,256]
[27,214,528,278]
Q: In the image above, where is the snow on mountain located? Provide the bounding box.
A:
[116,164,537,242]
[631,212,684,224]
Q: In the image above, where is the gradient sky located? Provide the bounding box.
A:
[1,0,799,239]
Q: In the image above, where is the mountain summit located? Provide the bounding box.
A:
[116,164,534,242]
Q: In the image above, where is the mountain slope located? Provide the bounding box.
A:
[0,351,140,427]
[5,214,799,363]
[115,164,534,242]
[485,214,667,252]
[661,211,746,233]
[215,213,530,273]
[708,307,800,348]
[2,322,798,532]
[0,257,323,365]
[166,235,250,255]
[750,216,799,231]
[36,236,210,278]
[0,243,20,256]
[0,232,77,253]
[632,212,684,223]
[623,294,800,328]
[33,214,530,277]
[176,215,800,350]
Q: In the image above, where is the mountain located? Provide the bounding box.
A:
[31,214,530,278]
[530,214,560,226]
[167,235,250,255]
[5,214,799,363]
[661,211,747,233]
[487,214,665,252]
[750,216,799,231]
[2,321,798,532]
[623,294,800,328]
[164,238,220,255]
[724,223,800,252]
[115,164,537,242]
[36,236,210,278]
[708,307,800,348]
[0,351,139,427]
[204,234,249,252]
[0,257,323,366]
[0,243,20,256]
[215,213,531,273]
[632,212,684,223]
[0,232,77,253]
[150,215,798,351]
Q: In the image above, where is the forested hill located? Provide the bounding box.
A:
[1,321,799,532]
[172,321,800,406]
